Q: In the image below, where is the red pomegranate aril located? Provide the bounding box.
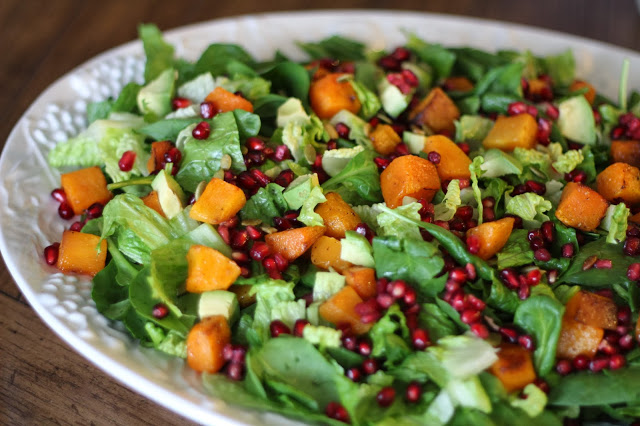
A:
[599,339,618,355]
[482,209,495,222]
[526,105,539,118]
[594,259,612,269]
[427,151,441,164]
[545,104,559,120]
[342,334,358,351]
[507,101,528,116]
[246,150,266,167]
[467,294,486,311]
[171,97,191,110]
[534,248,551,262]
[461,309,481,325]
[200,101,215,119]
[273,217,294,231]
[356,340,372,357]
[250,241,270,261]
[518,283,531,300]
[326,140,337,150]
[471,323,489,339]
[556,359,573,375]
[223,343,235,361]
[335,122,350,139]
[346,367,363,382]
[231,230,249,249]
[455,206,473,222]
[43,243,60,265]
[263,257,282,280]
[325,402,350,423]
[152,303,169,319]
[376,387,396,407]
[627,263,640,281]
[526,269,542,286]
[619,334,634,351]
[58,202,75,220]
[387,280,407,299]
[451,293,466,312]
[192,121,211,139]
[246,137,265,151]
[405,382,422,403]
[362,358,378,375]
[85,202,104,219]
[293,319,309,337]
[230,345,247,364]
[466,235,480,254]
[527,229,541,242]
[540,221,554,242]
[561,243,575,258]
[529,236,546,251]
[411,328,430,350]
[572,170,587,183]
[499,326,519,343]
[231,251,250,264]
[379,55,400,71]
[391,47,411,62]
[589,356,609,372]
[618,306,632,325]
[464,263,477,281]
[51,188,67,203]
[164,147,182,164]
[403,287,417,306]
[272,144,290,162]
[570,355,589,371]
[534,379,550,394]
[376,278,390,296]
[226,362,245,381]
[374,157,391,170]
[270,320,291,337]
[250,169,271,187]
[445,280,461,294]
[500,268,520,290]
[526,180,546,196]
[217,225,231,245]
[624,237,640,256]
[401,69,419,87]
[273,252,289,272]
[376,293,395,309]
[237,172,258,190]
[245,225,262,241]
[609,354,626,370]
[518,335,535,351]
[274,169,295,188]
[355,298,379,318]
[69,221,84,232]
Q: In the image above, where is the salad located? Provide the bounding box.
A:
[42,23,640,425]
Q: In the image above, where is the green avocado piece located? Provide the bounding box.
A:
[558,95,596,145]
[137,68,175,118]
[198,290,239,324]
[151,169,186,219]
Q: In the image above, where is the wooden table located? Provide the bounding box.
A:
[1,1,638,425]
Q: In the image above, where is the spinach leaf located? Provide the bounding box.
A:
[138,23,175,83]
[406,34,456,79]
[240,183,288,225]
[252,94,288,136]
[514,295,564,376]
[92,260,130,320]
[262,61,311,107]
[321,149,382,205]
[496,229,535,269]
[486,278,521,314]
[193,43,256,78]
[549,367,640,406]
[87,100,114,123]
[370,305,411,367]
[297,35,367,61]
[87,82,142,123]
[542,49,575,88]
[419,302,460,342]
[139,117,204,141]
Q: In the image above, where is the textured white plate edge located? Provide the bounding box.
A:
[1,9,639,426]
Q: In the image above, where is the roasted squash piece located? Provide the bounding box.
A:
[344,266,377,300]
[60,166,113,215]
[569,80,596,105]
[310,236,352,273]
[489,343,536,393]
[314,192,361,239]
[380,155,441,208]
[56,230,108,277]
[369,124,401,155]
[309,73,361,119]
[466,217,515,260]
[265,226,326,261]
[190,178,247,225]
[185,245,241,293]
[596,162,640,206]
[147,140,172,174]
[408,87,460,134]
[611,140,640,168]
[555,182,609,232]
[319,286,372,335]
[483,114,538,152]
[565,290,618,330]
[422,134,472,181]
[443,76,474,92]
[186,315,231,373]
[556,317,604,359]
[141,190,165,217]
[205,87,253,113]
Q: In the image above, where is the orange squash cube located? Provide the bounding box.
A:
[205,87,253,113]
[443,76,474,92]
[186,315,231,373]
[190,178,247,225]
[344,267,377,300]
[318,286,372,335]
[309,73,361,119]
[489,343,536,393]
[264,226,326,262]
[555,182,609,232]
[565,290,618,330]
[56,230,108,277]
[611,140,640,168]
[310,236,352,273]
[380,155,441,208]
[60,166,113,215]
[314,192,361,239]
[147,140,173,174]
[185,245,241,293]
[369,124,401,155]
[569,80,596,105]
[466,217,515,260]
[556,317,604,359]
[422,134,472,181]
[408,87,460,134]
[596,162,640,206]
[482,114,538,152]
[141,190,165,217]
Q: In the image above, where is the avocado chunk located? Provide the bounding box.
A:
[557,96,596,145]
[321,145,365,177]
[403,131,427,154]
[198,290,239,324]
[479,149,523,178]
[151,169,187,219]
[340,231,375,267]
[184,223,232,258]
[283,173,320,210]
[378,78,410,118]
[137,68,175,118]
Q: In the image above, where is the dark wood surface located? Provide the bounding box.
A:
[1,1,638,425]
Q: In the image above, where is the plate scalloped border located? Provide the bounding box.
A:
[1,10,639,426]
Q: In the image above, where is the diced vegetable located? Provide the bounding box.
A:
[466,217,515,260]
[556,317,604,359]
[318,286,372,335]
[564,290,618,330]
[408,87,460,134]
[314,192,361,239]
[190,178,247,225]
[60,166,113,215]
[264,226,326,261]
[610,140,640,168]
[185,245,241,293]
[141,190,165,217]
[204,86,253,113]
[488,343,536,393]
[309,73,361,119]
[343,266,377,299]
[369,123,401,155]
[380,155,441,208]
[147,140,172,174]
[186,315,231,373]
[555,182,609,231]
[596,162,640,206]
[56,230,108,277]
[569,80,596,105]
[443,76,474,92]
[482,114,538,152]
[310,236,352,273]
[422,134,472,181]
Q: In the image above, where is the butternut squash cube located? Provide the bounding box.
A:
[408,87,460,134]
[482,114,538,152]
[319,286,372,335]
[56,230,107,277]
[310,236,352,273]
[264,226,326,261]
[60,166,113,215]
[141,190,165,217]
[190,178,247,225]
[466,217,515,260]
[596,162,640,206]
[569,80,596,105]
[185,245,241,293]
[205,87,253,113]
[309,73,361,119]
[369,124,401,155]
[555,182,609,232]
[443,76,474,92]
[186,315,231,373]
[314,192,361,239]
[556,317,604,359]
[422,134,472,181]
[147,140,172,174]
[380,155,441,208]
[611,140,640,168]
[489,343,536,393]
[565,290,618,330]
[344,266,377,300]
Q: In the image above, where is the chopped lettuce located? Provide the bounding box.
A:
[601,203,630,244]
[297,185,327,227]
[250,279,297,341]
[302,325,342,348]
[377,202,423,241]
[348,78,381,119]
[505,193,553,227]
[329,110,372,149]
[434,180,462,221]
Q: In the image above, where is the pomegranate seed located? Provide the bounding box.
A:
[249,241,270,261]
[250,169,271,187]
[358,340,372,357]
[222,344,247,364]
[335,122,350,139]
[529,237,546,251]
[391,47,411,62]
[376,293,394,309]
[245,150,266,167]
[326,140,337,150]
[455,206,474,222]
[427,151,441,164]
[619,334,634,351]
[346,367,363,382]
[273,253,289,272]
[571,170,587,183]
[244,225,262,241]
[237,172,258,190]
[556,359,573,375]
[507,101,528,116]
[376,387,396,407]
[85,202,104,219]
[274,169,295,188]
[411,328,430,350]
[231,251,249,264]
[379,55,400,71]
[325,402,350,423]
[401,69,419,87]
[293,319,309,337]
[387,280,407,299]
[518,283,531,300]
[500,268,520,290]
[192,121,211,139]
[617,325,630,335]
[362,358,379,375]
[545,104,559,120]
[163,147,182,164]
[270,320,290,337]
[374,157,391,170]
[342,334,358,351]
[394,143,410,156]
[451,292,466,311]
[471,323,489,339]
[273,217,294,231]
[467,295,486,311]
[461,309,481,324]
[534,248,551,262]
[355,298,379,318]
[618,306,632,325]
[464,263,477,281]
[403,287,417,306]
[518,335,535,351]
[534,379,550,394]
[624,237,640,256]
[263,257,282,280]
[594,259,612,269]
[405,382,422,403]
[200,101,215,119]
[376,278,390,296]
[609,354,626,370]
[526,180,546,196]
[43,243,60,265]
[246,137,266,151]
[271,144,290,162]
[526,105,539,118]
[448,268,467,284]
[231,230,249,249]
[226,362,244,381]
[500,326,519,343]
[58,202,75,220]
[171,97,191,110]
[540,221,554,243]
[69,221,84,232]
[590,356,610,372]
[526,269,541,286]
[627,263,640,281]
[466,235,480,254]
[51,188,67,203]
[152,303,169,319]
[599,339,618,355]
[561,243,575,258]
